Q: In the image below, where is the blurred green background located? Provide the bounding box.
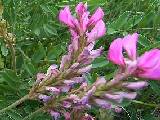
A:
[0,0,160,119]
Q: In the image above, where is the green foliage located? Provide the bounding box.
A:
[0,0,159,119]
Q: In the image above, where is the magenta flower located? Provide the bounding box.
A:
[59,2,106,42]
[107,33,160,80]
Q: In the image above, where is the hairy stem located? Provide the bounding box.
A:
[95,72,130,96]
[0,95,29,113]
[4,34,16,71]
[132,100,160,108]
[22,107,45,120]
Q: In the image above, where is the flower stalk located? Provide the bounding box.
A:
[0,95,29,114]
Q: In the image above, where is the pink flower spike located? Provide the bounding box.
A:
[59,6,75,28]
[87,20,106,43]
[123,33,139,60]
[107,38,125,66]
[88,7,104,27]
[123,81,148,90]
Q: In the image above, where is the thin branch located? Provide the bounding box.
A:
[132,100,160,108]
[4,33,16,71]
[0,95,29,113]
[22,107,45,120]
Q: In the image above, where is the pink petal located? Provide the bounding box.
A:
[59,6,75,28]
[60,54,71,71]
[64,80,75,86]
[36,73,46,81]
[60,85,71,93]
[122,33,139,60]
[71,77,85,83]
[64,112,71,120]
[107,38,125,66]
[90,46,103,58]
[70,28,78,39]
[46,87,60,95]
[114,107,122,113]
[116,92,137,100]
[46,64,59,76]
[94,99,111,109]
[75,2,87,17]
[137,68,160,80]
[50,111,60,120]
[38,94,51,102]
[63,101,72,108]
[88,7,104,27]
[75,3,88,32]
[138,49,160,69]
[68,94,80,103]
[122,81,148,90]
[78,65,92,74]
[105,93,123,103]
[80,12,89,32]
[87,20,106,43]
[71,36,79,51]
[94,77,106,86]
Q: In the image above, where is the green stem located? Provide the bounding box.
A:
[132,100,159,108]
[0,95,29,113]
[4,34,16,71]
[22,107,45,120]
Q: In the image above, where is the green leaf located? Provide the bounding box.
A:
[0,69,20,90]
[47,44,63,60]
[43,24,57,35]
[7,110,23,120]
[149,81,160,97]
[23,59,36,76]
[92,57,109,68]
[32,42,46,63]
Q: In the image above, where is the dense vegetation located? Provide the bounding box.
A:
[0,0,159,120]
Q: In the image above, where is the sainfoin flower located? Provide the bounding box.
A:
[58,2,106,73]
[107,33,160,80]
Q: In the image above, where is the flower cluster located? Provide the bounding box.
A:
[32,3,160,120]
[1,2,160,120]
[33,2,106,119]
